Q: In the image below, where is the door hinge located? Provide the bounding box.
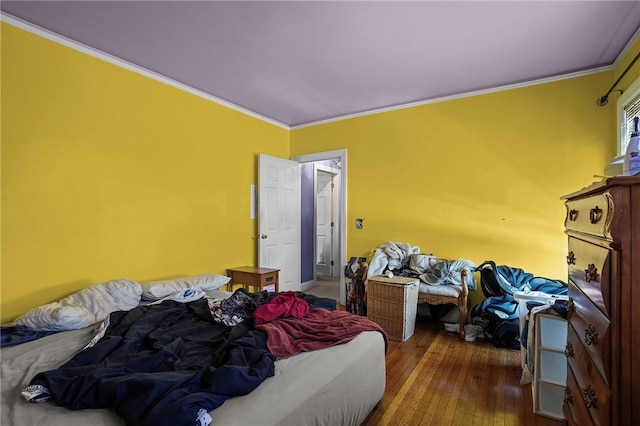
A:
[331,260,334,266]
[331,221,334,227]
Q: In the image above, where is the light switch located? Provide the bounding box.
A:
[356,218,364,229]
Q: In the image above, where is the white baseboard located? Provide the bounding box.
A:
[300,280,315,291]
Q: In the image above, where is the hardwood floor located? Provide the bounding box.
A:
[359,315,564,426]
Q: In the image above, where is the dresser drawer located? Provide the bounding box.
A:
[566,336,611,426]
[565,326,611,387]
[567,237,611,317]
[565,364,597,426]
[564,192,613,239]
[567,281,611,385]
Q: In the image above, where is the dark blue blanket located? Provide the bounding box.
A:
[29,299,275,426]
[1,325,58,347]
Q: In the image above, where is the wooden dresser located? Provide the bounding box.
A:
[561,174,639,425]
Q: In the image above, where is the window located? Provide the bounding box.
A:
[617,76,640,156]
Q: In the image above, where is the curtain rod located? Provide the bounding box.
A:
[596,50,640,106]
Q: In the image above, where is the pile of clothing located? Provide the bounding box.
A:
[366,241,477,290]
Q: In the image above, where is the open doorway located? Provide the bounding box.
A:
[292,150,347,305]
[315,164,340,278]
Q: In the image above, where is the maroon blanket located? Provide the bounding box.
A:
[253,291,310,325]
[254,308,387,359]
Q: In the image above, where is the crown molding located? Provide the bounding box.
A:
[291,65,612,129]
[612,21,640,69]
[3,12,629,132]
[292,10,640,129]
[1,13,290,130]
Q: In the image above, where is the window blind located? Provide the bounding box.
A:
[622,96,640,153]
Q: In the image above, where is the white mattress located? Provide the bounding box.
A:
[1,320,385,426]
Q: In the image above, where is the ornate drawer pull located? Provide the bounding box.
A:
[585,263,598,282]
[569,209,578,221]
[567,298,576,313]
[564,386,573,405]
[585,324,598,345]
[566,251,576,265]
[589,206,602,224]
[564,342,574,358]
[583,385,598,409]
[564,386,573,404]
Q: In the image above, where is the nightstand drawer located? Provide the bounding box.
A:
[258,270,278,287]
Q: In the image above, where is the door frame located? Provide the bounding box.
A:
[292,149,347,305]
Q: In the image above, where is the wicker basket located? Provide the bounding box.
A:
[366,275,419,342]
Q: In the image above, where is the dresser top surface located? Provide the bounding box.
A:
[562,173,640,200]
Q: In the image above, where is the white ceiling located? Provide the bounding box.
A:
[2,1,640,127]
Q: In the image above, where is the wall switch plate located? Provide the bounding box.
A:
[356,218,363,229]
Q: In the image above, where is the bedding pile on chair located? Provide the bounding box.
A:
[367,241,477,290]
[3,279,386,426]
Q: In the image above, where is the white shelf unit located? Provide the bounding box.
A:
[533,313,567,420]
[513,292,569,369]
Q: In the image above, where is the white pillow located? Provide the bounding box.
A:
[140,274,231,301]
[12,304,92,332]
[13,279,142,331]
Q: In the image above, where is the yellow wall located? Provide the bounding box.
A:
[291,70,616,307]
[292,37,639,307]
[1,23,289,323]
[2,20,638,321]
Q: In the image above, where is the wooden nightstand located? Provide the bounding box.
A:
[226,266,280,293]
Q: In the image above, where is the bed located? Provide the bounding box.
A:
[1,283,387,426]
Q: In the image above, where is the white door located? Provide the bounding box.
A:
[315,168,336,277]
[258,154,301,292]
